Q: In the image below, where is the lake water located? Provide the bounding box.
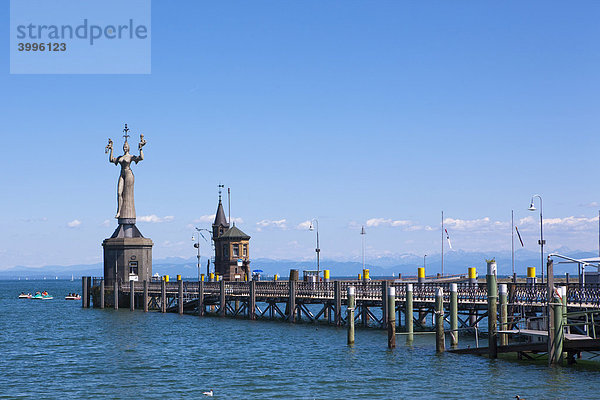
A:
[1,280,598,399]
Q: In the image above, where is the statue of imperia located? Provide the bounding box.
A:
[105,124,147,221]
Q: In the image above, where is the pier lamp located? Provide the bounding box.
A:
[308,218,320,279]
[528,195,545,284]
[193,228,209,284]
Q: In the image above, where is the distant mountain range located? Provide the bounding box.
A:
[1,248,597,279]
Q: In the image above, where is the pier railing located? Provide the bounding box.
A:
[106,280,600,308]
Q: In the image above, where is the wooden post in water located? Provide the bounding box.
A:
[198,280,204,316]
[499,284,508,346]
[143,280,148,312]
[552,286,566,365]
[82,277,88,308]
[160,279,166,313]
[114,278,119,310]
[347,286,355,345]
[486,260,498,359]
[289,280,296,323]
[406,283,414,344]
[547,257,556,365]
[382,280,389,327]
[450,283,458,348]
[87,277,91,307]
[435,287,445,353]
[219,279,226,317]
[100,279,105,309]
[249,280,256,320]
[178,279,184,315]
[334,280,342,326]
[388,286,396,349]
[130,280,135,311]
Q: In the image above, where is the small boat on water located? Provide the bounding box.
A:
[31,291,53,300]
[18,292,32,299]
[65,293,81,300]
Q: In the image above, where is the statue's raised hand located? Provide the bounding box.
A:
[139,134,147,150]
[105,138,113,154]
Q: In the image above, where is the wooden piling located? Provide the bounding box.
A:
[435,287,445,353]
[382,280,390,327]
[334,280,341,326]
[499,284,508,346]
[178,279,184,315]
[450,283,458,348]
[143,280,148,312]
[486,260,498,359]
[130,280,135,311]
[289,279,296,323]
[100,279,105,309]
[547,258,556,365]
[552,286,566,364]
[87,277,91,307]
[198,280,204,316]
[406,283,414,344]
[388,286,396,349]
[114,278,119,310]
[160,279,166,313]
[249,280,256,320]
[219,279,226,317]
[81,277,87,308]
[347,286,355,345]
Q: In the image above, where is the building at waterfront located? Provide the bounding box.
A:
[211,194,251,281]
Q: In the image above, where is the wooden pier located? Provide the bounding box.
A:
[84,273,600,365]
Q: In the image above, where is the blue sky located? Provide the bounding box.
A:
[1,1,599,268]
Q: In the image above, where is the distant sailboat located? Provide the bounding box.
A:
[71,274,74,282]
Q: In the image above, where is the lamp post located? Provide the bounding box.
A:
[193,228,209,284]
[361,225,366,272]
[424,254,427,271]
[309,218,320,279]
[528,195,545,284]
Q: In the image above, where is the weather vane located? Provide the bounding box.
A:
[123,123,130,142]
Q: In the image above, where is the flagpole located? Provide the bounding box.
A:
[441,211,444,276]
[512,210,515,276]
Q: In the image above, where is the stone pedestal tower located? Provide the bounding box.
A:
[102,124,153,285]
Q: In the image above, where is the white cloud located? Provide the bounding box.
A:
[67,219,81,228]
[297,220,312,230]
[518,215,598,231]
[256,219,287,231]
[101,219,111,227]
[138,215,175,223]
[366,218,412,228]
[194,215,215,223]
[581,201,600,208]
[443,217,507,231]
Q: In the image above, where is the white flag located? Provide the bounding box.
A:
[445,228,453,250]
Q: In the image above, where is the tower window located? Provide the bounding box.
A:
[223,244,228,258]
[243,244,247,257]
[232,244,239,258]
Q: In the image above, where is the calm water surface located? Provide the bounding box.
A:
[1,280,598,399]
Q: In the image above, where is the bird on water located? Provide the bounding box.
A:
[202,389,214,396]
[515,396,525,400]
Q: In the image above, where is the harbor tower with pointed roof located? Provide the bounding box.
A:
[211,191,251,281]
